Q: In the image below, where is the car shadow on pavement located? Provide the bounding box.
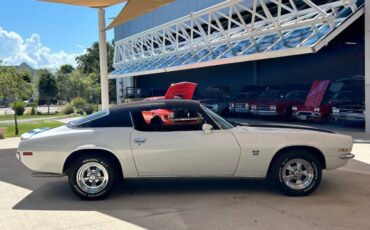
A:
[3,147,370,229]
[12,178,274,211]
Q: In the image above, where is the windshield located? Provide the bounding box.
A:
[201,104,234,129]
[284,91,307,100]
[331,92,352,100]
[259,90,282,99]
[234,92,258,100]
[67,109,109,127]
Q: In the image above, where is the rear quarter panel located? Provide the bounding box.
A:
[18,126,137,176]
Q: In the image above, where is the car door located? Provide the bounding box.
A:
[130,105,241,177]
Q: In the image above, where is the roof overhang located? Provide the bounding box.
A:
[110,0,365,79]
[107,0,175,29]
[38,0,174,29]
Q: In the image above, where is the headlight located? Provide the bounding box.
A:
[269,105,276,110]
[292,106,298,111]
[229,103,234,108]
[168,113,175,119]
[251,105,257,110]
[332,107,340,114]
[314,107,320,112]
[245,103,249,109]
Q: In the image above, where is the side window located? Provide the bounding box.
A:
[131,106,206,132]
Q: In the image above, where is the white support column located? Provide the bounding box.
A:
[98,8,110,109]
[366,2,370,133]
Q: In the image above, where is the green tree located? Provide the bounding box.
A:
[0,66,33,135]
[76,42,114,73]
[17,69,33,83]
[55,64,75,101]
[75,42,117,104]
[38,69,58,114]
[58,64,75,75]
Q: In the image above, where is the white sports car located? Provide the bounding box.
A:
[17,100,354,200]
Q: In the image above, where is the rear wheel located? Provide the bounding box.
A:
[68,155,116,200]
[271,150,322,196]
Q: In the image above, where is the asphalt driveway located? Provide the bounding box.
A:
[1,148,370,230]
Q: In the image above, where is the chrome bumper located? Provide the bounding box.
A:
[250,110,278,116]
[332,113,365,122]
[339,153,355,159]
[235,108,250,113]
[293,112,321,121]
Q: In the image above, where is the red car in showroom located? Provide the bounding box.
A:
[249,89,308,119]
[142,82,198,126]
[293,90,357,122]
[293,78,364,122]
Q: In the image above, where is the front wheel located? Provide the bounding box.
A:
[271,150,322,196]
[68,156,116,200]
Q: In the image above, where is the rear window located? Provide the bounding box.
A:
[68,109,132,128]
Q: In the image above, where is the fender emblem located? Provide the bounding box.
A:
[252,150,260,156]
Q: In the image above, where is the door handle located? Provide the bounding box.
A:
[134,137,146,144]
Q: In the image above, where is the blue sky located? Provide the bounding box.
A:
[0,0,124,69]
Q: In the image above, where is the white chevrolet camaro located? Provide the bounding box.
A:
[17,100,354,200]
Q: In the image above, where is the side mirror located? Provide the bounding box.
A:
[202,123,213,134]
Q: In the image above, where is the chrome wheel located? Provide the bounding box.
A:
[76,162,109,194]
[281,158,314,190]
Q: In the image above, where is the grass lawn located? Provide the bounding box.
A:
[0,114,66,121]
[2,120,64,138]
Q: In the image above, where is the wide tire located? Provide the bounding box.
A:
[68,155,116,200]
[271,149,322,196]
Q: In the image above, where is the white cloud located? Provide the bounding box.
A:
[76,44,85,49]
[0,27,82,70]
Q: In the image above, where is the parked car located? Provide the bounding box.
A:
[293,91,356,122]
[142,82,197,124]
[250,90,307,119]
[18,100,354,200]
[143,82,197,101]
[331,103,365,124]
[293,78,365,122]
[201,86,232,115]
[229,91,263,115]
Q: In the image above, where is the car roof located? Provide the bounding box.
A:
[109,99,201,112]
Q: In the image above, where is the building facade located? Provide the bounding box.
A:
[112,0,367,130]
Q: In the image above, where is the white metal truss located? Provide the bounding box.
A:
[110,0,364,79]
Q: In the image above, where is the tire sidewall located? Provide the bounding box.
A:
[69,157,115,200]
[273,151,322,196]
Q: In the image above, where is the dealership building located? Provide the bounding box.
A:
[109,0,368,131]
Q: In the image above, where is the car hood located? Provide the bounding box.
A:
[164,82,197,99]
[232,124,334,134]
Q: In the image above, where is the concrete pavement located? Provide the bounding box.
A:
[0,145,369,229]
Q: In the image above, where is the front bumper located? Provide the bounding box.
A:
[250,110,278,116]
[332,113,365,122]
[339,153,355,159]
[235,107,250,113]
[293,112,322,121]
